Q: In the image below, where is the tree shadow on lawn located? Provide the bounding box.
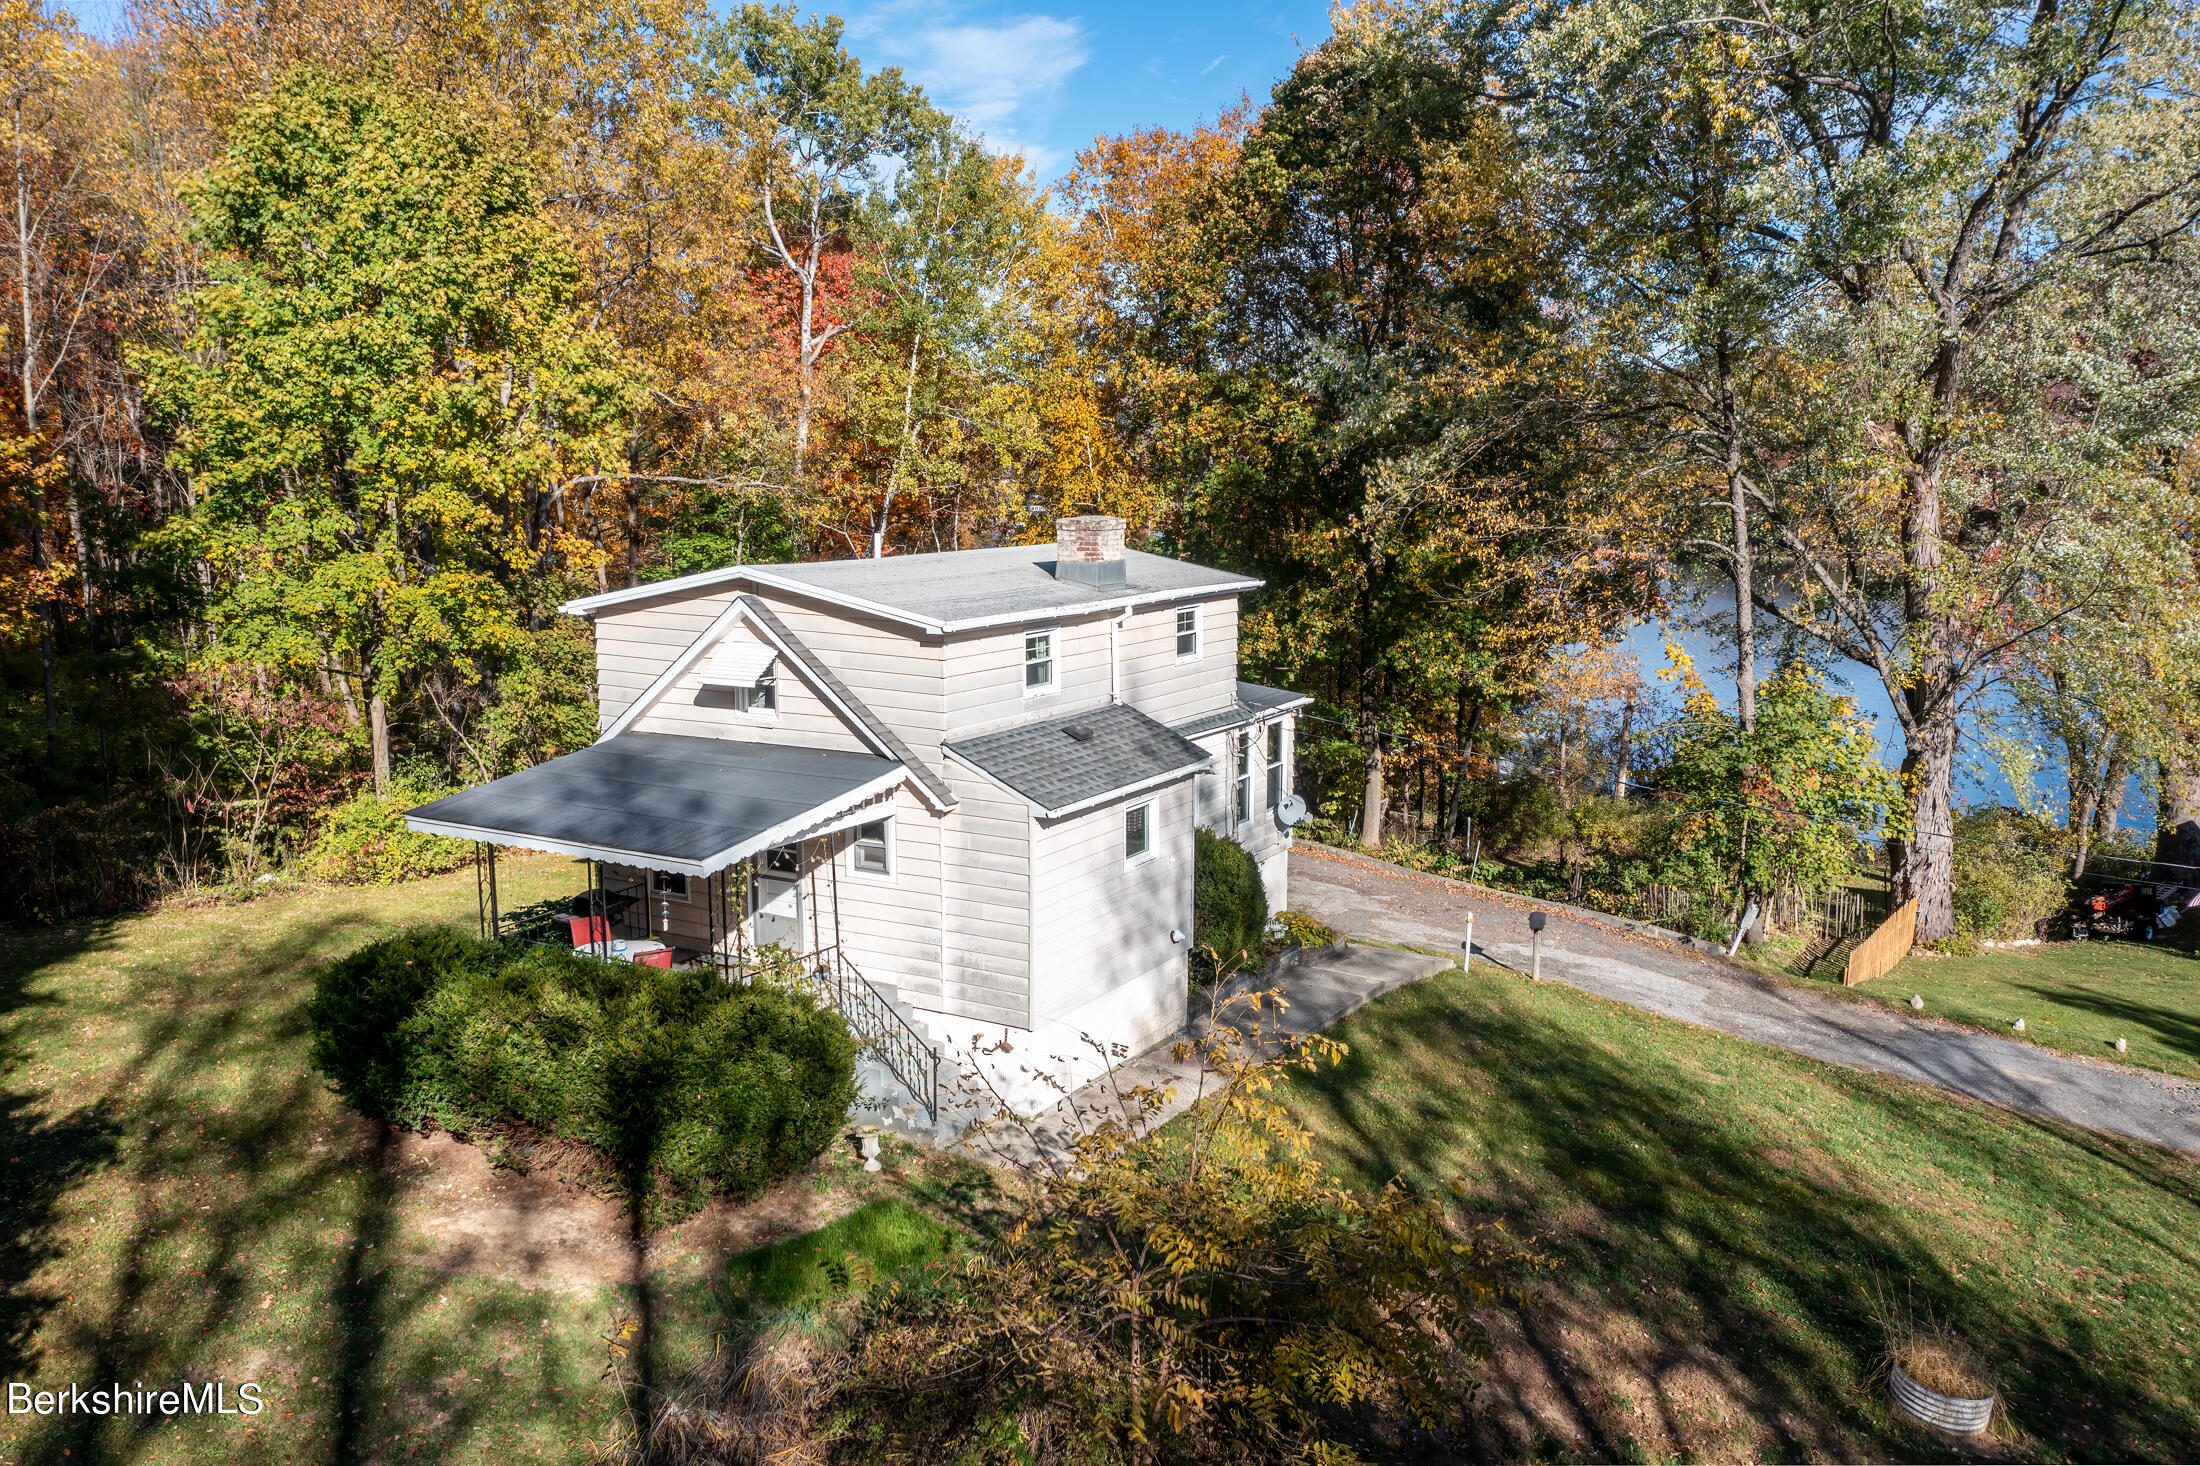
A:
[1286,980,2200,1463]
[2007,979,2200,1068]
[0,908,608,1466]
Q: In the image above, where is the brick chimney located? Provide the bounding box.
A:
[1053,515,1127,588]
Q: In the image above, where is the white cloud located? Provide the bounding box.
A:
[1201,54,1226,74]
[844,3,1092,176]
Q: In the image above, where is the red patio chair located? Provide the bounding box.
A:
[569,914,610,949]
[636,948,673,969]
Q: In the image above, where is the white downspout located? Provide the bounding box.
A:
[1109,606,1133,703]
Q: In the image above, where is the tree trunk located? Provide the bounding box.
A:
[1613,698,1635,797]
[1720,334,1757,733]
[369,693,392,796]
[2095,754,2129,843]
[2154,756,2200,886]
[1891,715,1959,942]
[1360,739,1385,850]
[1446,698,1484,840]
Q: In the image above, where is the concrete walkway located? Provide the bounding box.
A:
[1292,844,2200,1156]
[960,944,1452,1171]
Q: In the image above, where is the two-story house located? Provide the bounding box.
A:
[406,517,1307,1113]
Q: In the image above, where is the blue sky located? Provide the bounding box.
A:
[819,0,1335,179]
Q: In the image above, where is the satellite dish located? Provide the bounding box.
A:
[1276,793,1308,828]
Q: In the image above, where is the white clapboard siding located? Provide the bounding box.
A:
[1028,779,1195,1027]
[1119,598,1239,727]
[747,592,949,757]
[594,590,744,731]
[813,787,947,999]
[937,761,1032,1027]
[626,636,867,753]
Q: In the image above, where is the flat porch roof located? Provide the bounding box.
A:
[405,732,906,876]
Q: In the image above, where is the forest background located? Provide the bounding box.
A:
[3,0,2198,945]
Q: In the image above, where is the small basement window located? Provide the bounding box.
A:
[1175,606,1199,660]
[652,871,690,901]
[733,668,777,715]
[851,820,892,877]
[1025,629,1056,693]
[1125,801,1153,863]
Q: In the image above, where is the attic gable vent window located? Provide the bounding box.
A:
[700,634,778,715]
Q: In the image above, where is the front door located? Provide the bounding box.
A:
[751,877,801,950]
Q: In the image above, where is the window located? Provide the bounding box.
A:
[851,820,892,878]
[1024,629,1056,693]
[1265,723,1286,808]
[1175,606,1199,660]
[763,844,800,877]
[1233,730,1252,825]
[651,870,690,901]
[733,668,777,715]
[1124,802,1153,862]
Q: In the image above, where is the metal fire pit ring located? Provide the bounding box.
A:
[1890,1360,1996,1435]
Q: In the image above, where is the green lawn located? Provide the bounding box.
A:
[0,859,986,1465]
[1806,936,2200,1082]
[724,1197,963,1314]
[1277,960,2200,1463]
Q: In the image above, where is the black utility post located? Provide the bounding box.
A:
[1529,910,1547,980]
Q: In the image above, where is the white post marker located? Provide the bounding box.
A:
[1462,913,1475,973]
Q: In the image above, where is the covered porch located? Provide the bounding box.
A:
[405,730,942,1120]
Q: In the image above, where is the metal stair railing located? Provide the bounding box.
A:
[705,944,941,1125]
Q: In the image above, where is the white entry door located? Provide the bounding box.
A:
[751,877,801,950]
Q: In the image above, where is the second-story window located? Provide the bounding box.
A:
[733,668,777,715]
[1025,629,1055,693]
[1233,730,1252,825]
[1266,722,1286,807]
[1175,606,1199,660]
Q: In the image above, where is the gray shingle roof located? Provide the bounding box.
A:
[945,703,1212,817]
[1170,681,1314,740]
[561,545,1260,632]
[405,732,903,874]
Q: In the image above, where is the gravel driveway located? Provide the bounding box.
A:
[1291,844,2200,1156]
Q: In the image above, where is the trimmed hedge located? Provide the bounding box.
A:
[1193,828,1269,975]
[307,929,858,1212]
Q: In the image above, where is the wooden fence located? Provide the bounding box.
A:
[1844,898,1918,986]
[1638,882,1888,943]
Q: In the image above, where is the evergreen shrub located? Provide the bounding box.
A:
[1193,828,1269,978]
[308,929,857,1212]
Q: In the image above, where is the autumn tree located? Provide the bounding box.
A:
[145,64,633,790]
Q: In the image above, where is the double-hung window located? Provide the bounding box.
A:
[1174,606,1199,660]
[1265,723,1286,808]
[1024,629,1055,694]
[851,820,892,878]
[1124,801,1153,863]
[1233,730,1252,825]
[651,871,690,901]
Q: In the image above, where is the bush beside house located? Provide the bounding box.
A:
[308,929,857,1214]
[1193,828,1268,978]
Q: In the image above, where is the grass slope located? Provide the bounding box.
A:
[1278,962,2200,1463]
[0,860,986,1465]
[725,1197,962,1314]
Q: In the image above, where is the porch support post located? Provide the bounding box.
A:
[486,844,500,940]
[475,842,488,939]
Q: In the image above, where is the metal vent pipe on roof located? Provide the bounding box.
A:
[1054,515,1127,588]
